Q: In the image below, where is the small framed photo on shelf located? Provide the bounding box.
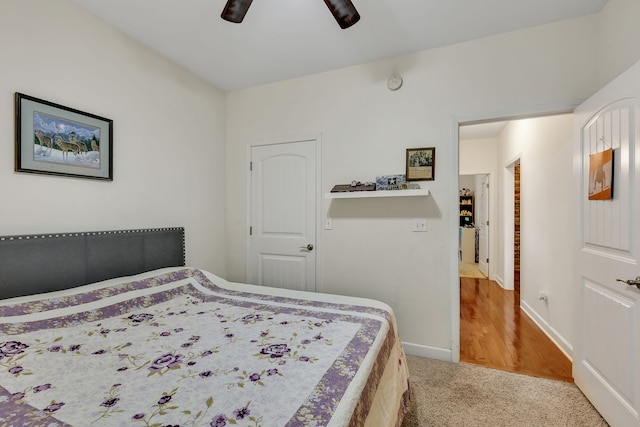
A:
[406,147,435,181]
[15,92,113,181]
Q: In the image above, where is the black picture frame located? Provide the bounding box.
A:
[406,147,435,181]
[15,92,113,181]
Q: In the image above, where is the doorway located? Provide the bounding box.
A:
[458,122,502,282]
[503,156,519,292]
[458,173,489,279]
[514,162,520,295]
[458,116,573,381]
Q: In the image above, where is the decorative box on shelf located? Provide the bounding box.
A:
[376,174,407,191]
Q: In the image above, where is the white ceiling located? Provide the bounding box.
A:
[72,0,608,91]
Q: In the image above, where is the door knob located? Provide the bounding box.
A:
[300,244,314,251]
[616,277,640,289]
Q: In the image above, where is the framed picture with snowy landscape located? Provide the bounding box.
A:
[15,92,113,180]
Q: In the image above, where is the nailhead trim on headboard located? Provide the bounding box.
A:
[0,227,186,266]
[0,227,186,299]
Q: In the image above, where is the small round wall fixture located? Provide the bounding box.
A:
[387,74,403,91]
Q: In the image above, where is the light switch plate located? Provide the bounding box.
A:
[412,218,428,232]
[325,217,333,230]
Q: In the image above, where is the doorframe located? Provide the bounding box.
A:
[450,104,579,363]
[458,172,495,279]
[501,154,521,291]
[245,133,323,289]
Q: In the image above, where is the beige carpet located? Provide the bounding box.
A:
[401,355,608,427]
[459,262,487,279]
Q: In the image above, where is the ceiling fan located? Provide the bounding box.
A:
[221,0,360,29]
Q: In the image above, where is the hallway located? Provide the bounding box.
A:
[460,276,573,382]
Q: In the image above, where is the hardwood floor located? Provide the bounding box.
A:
[460,276,573,382]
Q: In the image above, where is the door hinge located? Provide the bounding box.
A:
[250,161,253,171]
[249,226,252,236]
[486,258,489,263]
[486,220,489,226]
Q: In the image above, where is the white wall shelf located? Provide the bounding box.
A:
[325,188,430,199]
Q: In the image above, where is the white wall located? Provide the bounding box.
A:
[459,138,498,176]
[0,0,227,273]
[495,115,575,356]
[225,17,600,358]
[458,175,475,191]
[597,0,640,86]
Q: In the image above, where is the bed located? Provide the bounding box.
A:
[0,228,411,426]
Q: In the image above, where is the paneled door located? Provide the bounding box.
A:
[248,137,319,292]
[573,61,640,427]
[477,174,490,277]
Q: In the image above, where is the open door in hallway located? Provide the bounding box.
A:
[477,175,490,277]
[573,61,640,426]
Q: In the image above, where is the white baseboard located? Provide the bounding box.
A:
[402,342,452,362]
[401,306,573,365]
[520,300,573,361]
[495,274,504,288]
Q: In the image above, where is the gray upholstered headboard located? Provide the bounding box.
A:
[0,227,185,300]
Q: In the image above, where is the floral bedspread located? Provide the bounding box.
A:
[0,268,397,427]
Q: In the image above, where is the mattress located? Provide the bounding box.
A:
[0,267,410,426]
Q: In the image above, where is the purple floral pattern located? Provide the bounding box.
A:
[0,268,407,426]
[0,341,29,359]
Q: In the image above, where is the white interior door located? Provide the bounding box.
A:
[248,138,318,292]
[573,61,640,427]
[477,174,489,277]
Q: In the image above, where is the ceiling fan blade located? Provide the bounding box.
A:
[324,0,360,29]
[221,0,254,23]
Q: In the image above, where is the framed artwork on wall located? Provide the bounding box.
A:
[588,148,614,200]
[15,92,113,181]
[406,147,435,181]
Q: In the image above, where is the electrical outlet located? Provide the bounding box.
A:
[412,218,428,232]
